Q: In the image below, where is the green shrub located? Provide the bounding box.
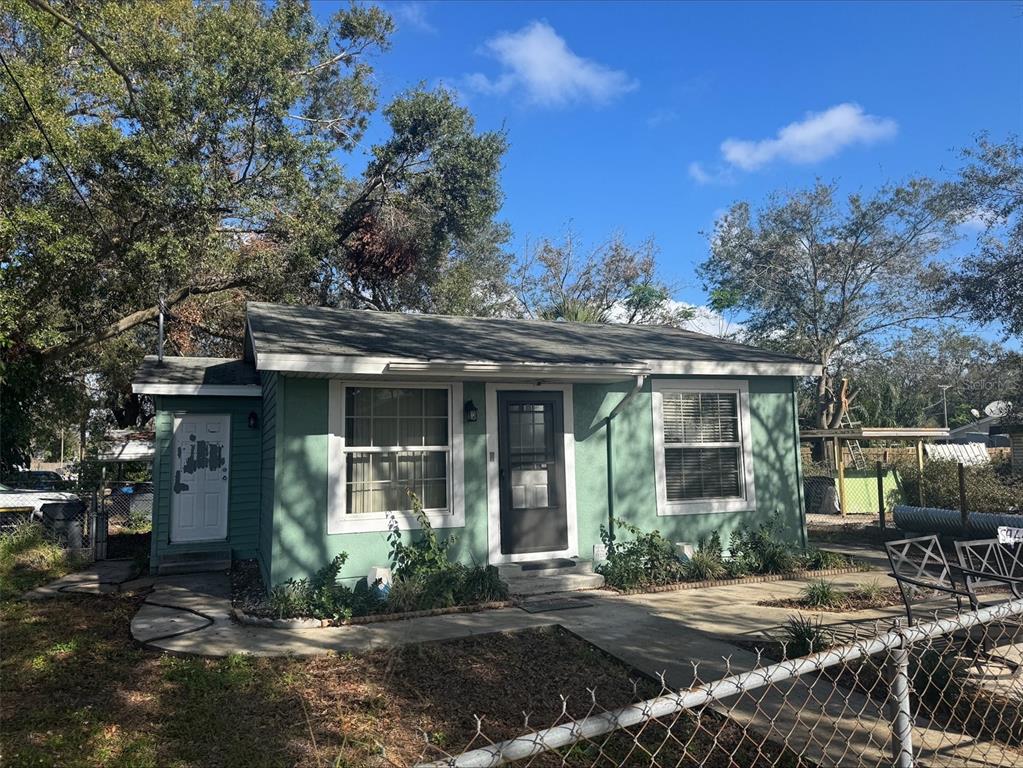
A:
[269,493,510,619]
[850,579,884,602]
[268,553,366,620]
[457,562,508,604]
[801,547,850,570]
[382,493,509,611]
[782,614,834,657]
[596,518,685,590]
[682,533,726,581]
[800,579,843,608]
[386,492,458,580]
[728,513,798,575]
[897,457,1022,514]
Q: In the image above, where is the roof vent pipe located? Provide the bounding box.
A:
[157,290,165,364]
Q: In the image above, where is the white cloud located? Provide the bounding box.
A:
[647,108,679,128]
[688,161,734,186]
[465,21,637,107]
[393,3,436,34]
[682,304,743,338]
[719,103,897,171]
[959,207,1000,231]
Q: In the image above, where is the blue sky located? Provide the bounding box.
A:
[315,1,1021,336]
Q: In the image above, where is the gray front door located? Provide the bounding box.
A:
[497,391,568,555]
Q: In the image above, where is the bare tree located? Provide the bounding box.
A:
[513,232,692,327]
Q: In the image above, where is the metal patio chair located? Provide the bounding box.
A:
[955,538,1023,601]
[885,534,976,626]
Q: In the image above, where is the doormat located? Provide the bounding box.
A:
[520,598,594,613]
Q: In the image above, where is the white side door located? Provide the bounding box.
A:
[170,413,230,542]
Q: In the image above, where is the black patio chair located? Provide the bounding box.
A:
[954,538,1023,601]
[884,535,976,626]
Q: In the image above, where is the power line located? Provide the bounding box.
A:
[0,47,109,239]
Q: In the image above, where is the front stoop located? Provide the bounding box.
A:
[497,559,604,596]
[157,549,232,576]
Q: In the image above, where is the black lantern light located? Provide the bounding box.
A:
[463,400,479,423]
[248,411,259,430]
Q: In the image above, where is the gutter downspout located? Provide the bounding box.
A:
[605,374,646,542]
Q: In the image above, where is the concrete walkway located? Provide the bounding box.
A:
[23,558,154,599]
[129,569,896,658]
[29,560,1016,766]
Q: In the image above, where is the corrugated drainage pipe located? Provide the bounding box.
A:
[893,505,1022,537]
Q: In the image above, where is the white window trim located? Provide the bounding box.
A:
[327,380,464,534]
[485,383,578,564]
[651,379,757,516]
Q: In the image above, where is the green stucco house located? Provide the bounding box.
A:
[132,302,819,590]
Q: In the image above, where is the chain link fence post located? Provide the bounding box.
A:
[876,459,886,531]
[94,490,108,560]
[887,622,915,768]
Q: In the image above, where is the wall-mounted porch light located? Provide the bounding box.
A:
[463,400,479,423]
[247,411,259,430]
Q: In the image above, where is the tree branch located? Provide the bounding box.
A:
[25,0,155,145]
[39,277,250,360]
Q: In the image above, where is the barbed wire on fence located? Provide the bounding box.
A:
[414,600,1023,768]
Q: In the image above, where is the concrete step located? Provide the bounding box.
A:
[158,550,231,576]
[497,558,595,578]
[498,559,604,596]
[503,571,605,596]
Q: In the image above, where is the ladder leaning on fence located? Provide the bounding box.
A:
[841,411,868,470]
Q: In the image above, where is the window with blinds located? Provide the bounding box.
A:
[343,386,450,515]
[660,391,743,501]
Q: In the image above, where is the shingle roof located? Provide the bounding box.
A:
[134,356,260,387]
[245,302,813,367]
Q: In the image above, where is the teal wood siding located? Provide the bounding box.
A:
[266,377,489,587]
[151,395,263,567]
[261,374,804,588]
[258,372,279,586]
[572,376,806,561]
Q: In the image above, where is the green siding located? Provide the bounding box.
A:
[151,395,263,568]
[266,378,490,587]
[260,374,805,589]
[572,376,805,559]
[258,372,279,586]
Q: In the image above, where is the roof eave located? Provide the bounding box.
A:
[252,353,821,379]
[131,383,263,397]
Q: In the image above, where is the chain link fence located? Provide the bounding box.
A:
[415,600,1023,767]
[804,440,1021,540]
[0,481,152,558]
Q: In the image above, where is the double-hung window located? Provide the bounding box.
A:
[652,381,756,515]
[328,382,464,533]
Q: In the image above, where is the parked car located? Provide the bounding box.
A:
[0,482,82,519]
[5,470,67,491]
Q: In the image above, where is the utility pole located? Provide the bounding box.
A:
[939,384,952,429]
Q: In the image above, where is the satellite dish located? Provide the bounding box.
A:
[983,401,1012,418]
[970,408,981,420]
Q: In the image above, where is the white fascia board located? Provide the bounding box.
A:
[257,354,397,375]
[132,383,262,397]
[257,354,649,380]
[254,353,820,379]
[388,360,649,380]
[645,360,822,377]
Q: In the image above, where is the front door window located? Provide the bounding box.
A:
[497,392,568,555]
